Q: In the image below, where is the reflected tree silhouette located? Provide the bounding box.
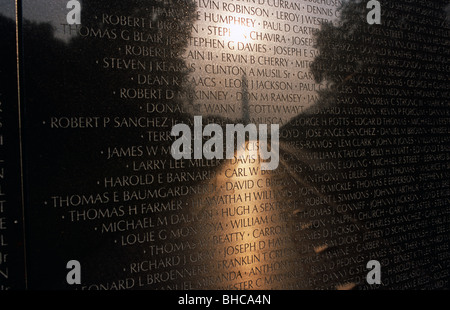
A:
[20,0,202,289]
[280,0,450,289]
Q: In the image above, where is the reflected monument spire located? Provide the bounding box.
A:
[241,73,250,125]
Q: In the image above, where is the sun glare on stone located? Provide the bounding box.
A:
[227,24,251,43]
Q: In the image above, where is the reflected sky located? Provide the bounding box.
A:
[0,0,75,40]
[0,0,15,18]
[12,0,343,125]
[184,0,342,125]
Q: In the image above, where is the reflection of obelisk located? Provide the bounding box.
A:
[241,73,250,125]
